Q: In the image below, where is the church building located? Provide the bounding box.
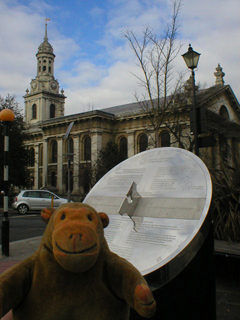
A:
[24,25,240,201]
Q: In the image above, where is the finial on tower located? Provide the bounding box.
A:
[44,18,50,41]
[214,63,225,86]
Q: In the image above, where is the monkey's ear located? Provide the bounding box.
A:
[41,207,56,224]
[98,212,109,229]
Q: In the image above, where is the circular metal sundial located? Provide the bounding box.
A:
[84,148,212,289]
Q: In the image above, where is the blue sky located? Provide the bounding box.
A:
[0,0,239,115]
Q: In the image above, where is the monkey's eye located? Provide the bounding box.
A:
[87,214,92,221]
[61,214,66,220]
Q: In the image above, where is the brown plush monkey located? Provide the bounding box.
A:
[0,203,156,319]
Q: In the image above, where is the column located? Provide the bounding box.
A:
[127,131,135,158]
[91,129,102,163]
[57,138,63,193]
[42,138,48,187]
[73,135,80,193]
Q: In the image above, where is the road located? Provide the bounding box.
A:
[0,210,46,243]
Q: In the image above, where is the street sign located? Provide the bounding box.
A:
[64,121,74,139]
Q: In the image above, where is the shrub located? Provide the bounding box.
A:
[210,160,240,242]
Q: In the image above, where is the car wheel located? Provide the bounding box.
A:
[18,204,29,215]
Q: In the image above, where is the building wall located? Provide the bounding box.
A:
[24,90,240,200]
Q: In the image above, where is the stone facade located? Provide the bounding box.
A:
[24,29,240,201]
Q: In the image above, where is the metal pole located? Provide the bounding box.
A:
[192,69,199,156]
[2,123,10,256]
[67,137,71,202]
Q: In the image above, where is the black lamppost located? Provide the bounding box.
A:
[0,108,15,256]
[182,44,201,156]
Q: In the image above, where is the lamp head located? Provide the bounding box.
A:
[182,44,201,70]
[0,109,15,122]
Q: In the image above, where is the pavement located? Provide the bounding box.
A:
[0,237,240,320]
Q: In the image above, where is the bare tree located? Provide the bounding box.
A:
[123,0,183,147]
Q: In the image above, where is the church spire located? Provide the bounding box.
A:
[24,20,66,124]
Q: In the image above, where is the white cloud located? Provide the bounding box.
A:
[64,60,141,115]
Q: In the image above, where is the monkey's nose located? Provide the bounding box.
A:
[70,233,83,251]
[70,233,82,239]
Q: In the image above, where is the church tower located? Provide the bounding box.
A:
[24,20,66,124]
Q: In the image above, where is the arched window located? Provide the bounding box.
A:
[29,148,35,167]
[39,171,43,189]
[160,131,170,147]
[49,67,51,73]
[139,134,148,152]
[43,66,46,72]
[83,166,91,195]
[119,137,128,160]
[50,104,55,118]
[51,172,57,187]
[32,104,37,119]
[84,136,91,161]
[51,140,57,163]
[219,105,229,120]
[39,145,43,166]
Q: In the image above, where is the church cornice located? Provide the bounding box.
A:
[24,90,66,99]
[38,110,115,129]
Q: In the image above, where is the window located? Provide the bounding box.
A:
[219,105,229,120]
[39,171,43,189]
[51,172,57,187]
[41,191,57,199]
[51,140,57,163]
[50,104,55,118]
[49,66,51,73]
[23,191,41,198]
[32,104,37,119]
[84,136,91,161]
[160,131,170,147]
[139,134,148,152]
[119,137,128,160]
[29,147,35,167]
[39,145,43,166]
[83,166,91,194]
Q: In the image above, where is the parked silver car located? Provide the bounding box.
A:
[12,190,68,214]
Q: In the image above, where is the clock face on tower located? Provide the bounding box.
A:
[51,81,57,90]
